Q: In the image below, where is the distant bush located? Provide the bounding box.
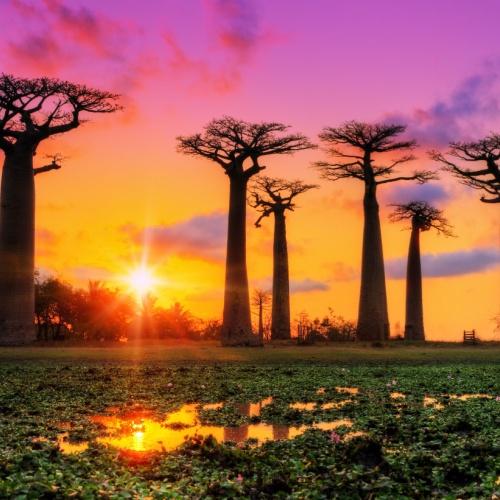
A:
[296,308,356,344]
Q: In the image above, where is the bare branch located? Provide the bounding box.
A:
[0,74,121,146]
[389,201,454,236]
[430,134,500,203]
[178,117,315,178]
[33,154,65,176]
[315,121,422,186]
[249,175,318,226]
[376,170,438,185]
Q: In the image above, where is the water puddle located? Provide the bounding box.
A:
[46,400,362,457]
[336,387,359,395]
[202,402,223,411]
[448,393,493,401]
[423,396,445,410]
[321,400,352,409]
[37,390,496,458]
[390,392,406,400]
[234,396,273,417]
[290,402,316,411]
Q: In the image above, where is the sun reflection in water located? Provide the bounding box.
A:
[49,391,496,457]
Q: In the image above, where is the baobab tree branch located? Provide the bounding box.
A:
[430,134,500,203]
[0,74,121,145]
[313,161,365,181]
[33,155,63,176]
[314,122,425,188]
[33,161,61,176]
[178,117,314,178]
[254,209,273,227]
[389,201,454,236]
[481,194,500,203]
[373,154,417,176]
[376,170,437,185]
[249,176,318,226]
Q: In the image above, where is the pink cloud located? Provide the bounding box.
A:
[164,0,281,94]
[163,33,241,94]
[41,0,126,59]
[10,0,41,17]
[205,0,282,60]
[7,33,67,75]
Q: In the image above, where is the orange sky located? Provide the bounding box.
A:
[2,0,499,341]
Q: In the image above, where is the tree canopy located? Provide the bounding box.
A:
[315,121,436,185]
[0,74,121,153]
[177,117,315,178]
[249,176,318,226]
[389,201,454,235]
[431,134,500,203]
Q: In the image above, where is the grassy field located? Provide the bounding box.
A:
[0,342,499,498]
[1,340,500,364]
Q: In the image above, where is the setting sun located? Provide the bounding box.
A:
[128,266,156,298]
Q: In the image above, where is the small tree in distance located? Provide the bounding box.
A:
[177,117,314,346]
[315,121,436,341]
[249,176,318,340]
[431,134,500,203]
[389,201,453,341]
[0,74,121,345]
[251,288,271,344]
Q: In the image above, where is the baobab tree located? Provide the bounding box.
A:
[251,288,271,344]
[315,122,435,341]
[389,201,453,341]
[178,117,314,346]
[431,134,500,203]
[249,176,318,340]
[0,74,120,345]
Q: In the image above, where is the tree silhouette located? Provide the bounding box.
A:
[389,201,453,341]
[315,121,436,341]
[0,75,120,345]
[431,134,500,203]
[251,288,271,344]
[249,176,318,340]
[178,117,314,346]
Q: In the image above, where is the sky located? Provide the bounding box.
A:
[0,0,499,340]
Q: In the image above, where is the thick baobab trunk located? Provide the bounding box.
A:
[271,209,291,340]
[357,185,390,341]
[0,147,36,345]
[221,175,255,345]
[404,225,425,340]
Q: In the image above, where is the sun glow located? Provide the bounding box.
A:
[128,266,156,298]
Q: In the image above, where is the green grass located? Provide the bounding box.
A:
[1,340,500,364]
[0,343,499,498]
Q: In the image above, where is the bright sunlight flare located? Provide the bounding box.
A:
[128,266,156,298]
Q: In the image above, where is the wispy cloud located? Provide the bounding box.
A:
[164,0,280,93]
[204,0,270,61]
[5,0,146,98]
[385,62,500,147]
[123,213,227,263]
[41,0,126,59]
[382,183,451,206]
[330,262,359,282]
[386,248,500,279]
[8,32,67,74]
[253,277,329,293]
[163,33,242,94]
[36,228,59,245]
[290,278,329,293]
[69,265,114,283]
